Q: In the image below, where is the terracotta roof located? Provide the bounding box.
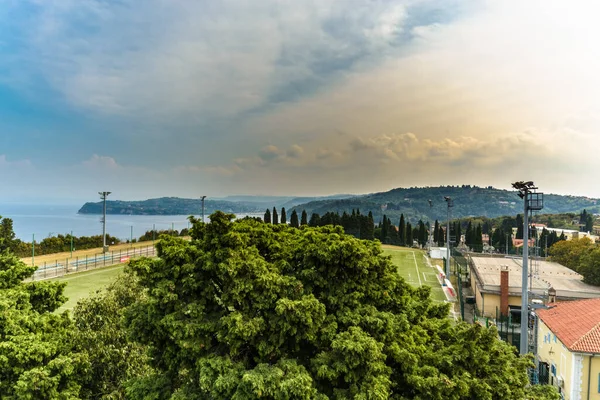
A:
[537,298,600,353]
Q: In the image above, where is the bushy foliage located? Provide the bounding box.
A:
[0,251,89,398]
[122,211,538,399]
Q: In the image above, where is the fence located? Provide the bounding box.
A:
[30,245,156,281]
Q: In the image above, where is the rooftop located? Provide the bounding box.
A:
[470,256,600,299]
[537,298,600,353]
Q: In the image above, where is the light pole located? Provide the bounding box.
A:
[99,191,111,253]
[201,195,207,223]
[428,199,433,251]
[444,196,453,277]
[512,181,544,355]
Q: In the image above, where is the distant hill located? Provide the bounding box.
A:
[290,185,600,223]
[77,194,355,216]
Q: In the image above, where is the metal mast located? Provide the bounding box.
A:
[201,195,207,223]
[99,191,111,253]
[512,181,543,355]
[444,196,453,277]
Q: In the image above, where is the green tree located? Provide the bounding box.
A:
[0,251,89,398]
[281,207,287,225]
[578,247,600,286]
[398,214,406,246]
[309,213,320,227]
[406,222,413,246]
[272,207,279,224]
[433,220,439,244]
[301,210,308,226]
[73,272,152,398]
[516,214,524,239]
[290,210,299,228]
[123,212,539,399]
[549,237,595,271]
[264,208,271,224]
[0,216,17,252]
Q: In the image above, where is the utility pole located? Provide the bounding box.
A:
[444,196,453,277]
[512,181,543,355]
[201,195,207,223]
[99,192,111,253]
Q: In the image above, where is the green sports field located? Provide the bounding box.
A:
[382,246,448,302]
[53,264,125,313]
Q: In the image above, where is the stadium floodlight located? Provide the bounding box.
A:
[99,191,111,253]
[444,196,454,277]
[511,181,544,355]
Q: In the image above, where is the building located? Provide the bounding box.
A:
[536,298,600,399]
[469,256,600,317]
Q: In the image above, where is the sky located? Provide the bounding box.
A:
[1,0,599,203]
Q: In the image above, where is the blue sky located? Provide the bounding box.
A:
[1,0,600,202]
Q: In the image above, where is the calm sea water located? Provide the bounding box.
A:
[0,203,261,242]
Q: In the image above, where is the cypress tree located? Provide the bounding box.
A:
[309,213,320,227]
[455,221,462,246]
[399,214,406,246]
[272,207,279,224]
[433,220,439,243]
[437,225,445,246]
[406,222,413,247]
[290,210,299,228]
[516,214,524,239]
[281,207,287,225]
[264,209,271,224]
[301,210,308,226]
[381,215,389,243]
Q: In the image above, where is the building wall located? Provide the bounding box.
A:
[472,286,521,317]
[579,355,600,400]
[537,319,578,399]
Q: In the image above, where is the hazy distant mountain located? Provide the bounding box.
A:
[78,187,600,220]
[290,185,600,223]
[78,194,355,215]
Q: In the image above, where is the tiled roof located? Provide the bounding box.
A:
[537,298,600,353]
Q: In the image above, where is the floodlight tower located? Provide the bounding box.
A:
[99,191,111,253]
[512,181,544,355]
[428,199,433,250]
[200,195,207,223]
[444,196,453,277]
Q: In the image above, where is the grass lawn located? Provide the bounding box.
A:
[381,245,448,302]
[53,264,125,313]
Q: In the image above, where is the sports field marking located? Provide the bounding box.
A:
[422,272,427,281]
[412,252,422,286]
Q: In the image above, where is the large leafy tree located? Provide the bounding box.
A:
[123,212,541,399]
[73,272,152,398]
[0,251,89,398]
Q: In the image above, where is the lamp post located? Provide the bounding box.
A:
[512,181,544,355]
[444,196,453,277]
[201,195,207,223]
[99,192,111,253]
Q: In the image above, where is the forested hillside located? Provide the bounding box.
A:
[291,185,600,224]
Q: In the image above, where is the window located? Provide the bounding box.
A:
[597,372,600,393]
[551,363,556,376]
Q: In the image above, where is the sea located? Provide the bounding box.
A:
[0,203,262,242]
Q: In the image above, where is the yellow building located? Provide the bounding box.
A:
[536,298,600,400]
